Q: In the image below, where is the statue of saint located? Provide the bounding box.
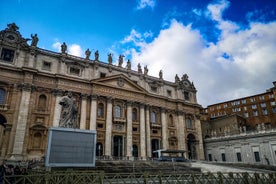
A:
[31,34,39,47]
[61,42,67,54]
[175,74,180,83]
[118,55,124,67]
[126,59,131,70]
[144,65,148,75]
[85,49,91,60]
[59,92,78,128]
[137,63,142,74]
[159,70,163,79]
[108,53,113,64]
[94,50,99,61]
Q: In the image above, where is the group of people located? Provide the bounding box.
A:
[0,164,28,183]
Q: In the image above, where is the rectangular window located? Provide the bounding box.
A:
[260,103,266,108]
[69,67,80,76]
[150,86,158,93]
[272,107,276,113]
[254,152,260,162]
[0,48,15,62]
[224,104,228,108]
[244,112,249,118]
[221,153,226,162]
[97,123,103,128]
[253,111,258,116]
[250,98,256,102]
[242,99,247,104]
[152,130,158,134]
[208,154,213,161]
[42,61,51,71]
[244,106,247,110]
[100,73,106,78]
[271,101,276,106]
[236,152,242,162]
[133,127,138,132]
[259,96,265,100]
[167,90,172,97]
[262,109,268,115]
[252,104,257,109]
[269,94,274,99]
[184,91,190,100]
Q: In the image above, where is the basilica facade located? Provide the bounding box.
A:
[0,23,204,161]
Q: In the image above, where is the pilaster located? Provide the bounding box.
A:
[10,83,33,160]
[80,94,88,130]
[126,101,133,158]
[139,104,146,159]
[52,89,63,127]
[145,105,151,157]
[161,108,168,150]
[89,95,97,130]
[105,97,113,157]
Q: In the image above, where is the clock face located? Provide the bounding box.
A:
[5,33,18,43]
[183,81,190,87]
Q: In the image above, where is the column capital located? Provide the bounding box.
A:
[106,96,113,103]
[81,93,88,99]
[90,94,98,100]
[139,103,145,108]
[18,83,36,92]
[176,110,184,116]
[126,100,133,106]
[160,107,166,113]
[52,89,63,96]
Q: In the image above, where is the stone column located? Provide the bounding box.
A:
[195,115,205,160]
[89,95,97,130]
[52,90,63,127]
[105,97,113,157]
[11,84,32,160]
[177,111,185,150]
[161,108,168,150]
[126,101,133,158]
[139,104,146,159]
[145,105,151,157]
[80,94,87,130]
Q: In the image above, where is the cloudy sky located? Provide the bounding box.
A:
[1,0,276,107]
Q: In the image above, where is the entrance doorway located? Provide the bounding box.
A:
[151,139,160,158]
[113,135,123,157]
[96,142,103,156]
[0,114,7,127]
[187,134,197,160]
[132,145,138,157]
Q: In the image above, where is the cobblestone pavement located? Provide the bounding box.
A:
[190,161,270,173]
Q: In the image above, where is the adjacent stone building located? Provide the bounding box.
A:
[202,82,276,165]
[0,23,204,161]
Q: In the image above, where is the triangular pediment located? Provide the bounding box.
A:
[91,74,147,94]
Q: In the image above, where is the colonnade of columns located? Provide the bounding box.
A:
[51,93,192,159]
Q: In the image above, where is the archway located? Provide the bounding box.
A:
[113,135,123,157]
[187,134,197,160]
[132,145,138,157]
[151,139,160,158]
[96,142,103,156]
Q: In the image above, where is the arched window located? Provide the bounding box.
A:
[97,103,104,118]
[38,94,47,110]
[186,118,192,129]
[33,132,42,148]
[115,105,121,118]
[132,108,137,121]
[151,111,156,123]
[0,88,6,104]
[169,114,174,126]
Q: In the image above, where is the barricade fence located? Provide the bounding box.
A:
[3,171,276,184]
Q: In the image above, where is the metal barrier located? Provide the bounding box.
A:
[3,171,276,184]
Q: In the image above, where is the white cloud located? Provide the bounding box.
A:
[52,40,83,57]
[68,44,83,57]
[137,0,156,10]
[128,4,276,107]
